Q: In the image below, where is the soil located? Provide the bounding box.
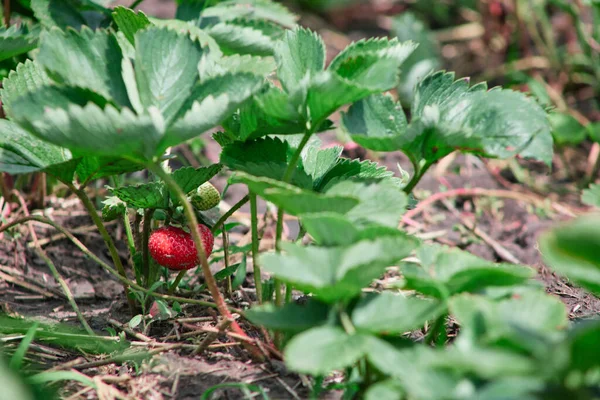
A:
[1,0,599,399]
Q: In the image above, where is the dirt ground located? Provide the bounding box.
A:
[1,0,599,398]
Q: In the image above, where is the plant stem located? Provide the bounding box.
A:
[250,193,263,304]
[33,248,95,336]
[212,194,249,234]
[129,0,145,9]
[0,215,242,313]
[69,184,135,312]
[146,163,264,361]
[168,270,186,295]
[3,0,10,26]
[222,229,233,298]
[123,211,142,286]
[141,208,153,287]
[402,161,432,195]
[272,130,315,306]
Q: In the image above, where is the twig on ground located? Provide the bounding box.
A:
[192,317,232,355]
[402,187,578,224]
[11,190,95,335]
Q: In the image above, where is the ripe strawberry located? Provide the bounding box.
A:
[190,182,220,211]
[148,224,214,270]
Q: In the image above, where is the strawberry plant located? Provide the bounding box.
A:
[1,0,600,398]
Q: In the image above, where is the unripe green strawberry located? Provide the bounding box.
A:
[190,182,220,211]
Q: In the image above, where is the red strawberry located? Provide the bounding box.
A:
[148,224,214,271]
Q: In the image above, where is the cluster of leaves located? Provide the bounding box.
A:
[0,1,599,399]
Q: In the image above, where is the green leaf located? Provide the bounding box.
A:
[101,196,126,222]
[11,90,165,159]
[31,0,88,30]
[284,326,370,375]
[261,234,418,303]
[231,254,247,289]
[539,216,600,296]
[0,59,50,120]
[450,292,568,353]
[300,212,360,246]
[135,27,204,123]
[365,341,462,400]
[409,71,554,165]
[316,157,395,192]
[328,37,416,73]
[364,380,405,400]
[582,184,600,207]
[429,346,537,378]
[75,156,144,184]
[200,0,297,28]
[0,26,38,62]
[112,6,151,45]
[111,182,167,209]
[245,298,330,332]
[342,93,408,152]
[199,54,276,79]
[221,137,313,188]
[149,18,221,55]
[401,244,536,298]
[275,27,325,92]
[300,137,342,183]
[568,320,600,372]
[37,27,131,108]
[172,164,223,195]
[326,179,408,227]
[205,22,274,56]
[165,72,265,150]
[230,172,358,215]
[0,119,72,175]
[548,112,587,146]
[352,292,444,335]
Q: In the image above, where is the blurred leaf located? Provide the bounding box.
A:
[450,292,568,356]
[401,244,535,298]
[284,327,370,374]
[582,184,600,207]
[352,292,444,335]
[0,25,38,62]
[261,234,418,303]
[392,12,441,105]
[548,112,587,146]
[245,298,330,332]
[540,216,600,296]
[364,380,404,400]
[231,254,247,288]
[568,319,600,372]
